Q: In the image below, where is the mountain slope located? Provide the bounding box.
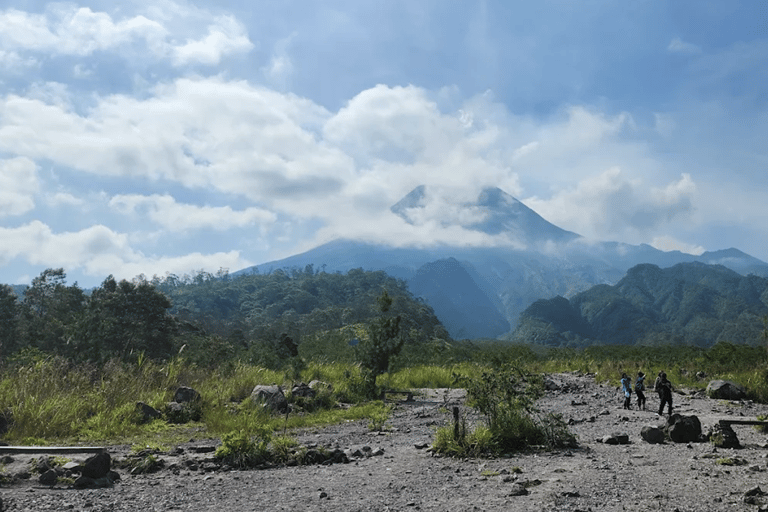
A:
[510,262,768,348]
[407,258,510,339]
[238,186,768,340]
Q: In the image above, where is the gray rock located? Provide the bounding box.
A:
[173,386,201,403]
[38,469,58,486]
[308,380,332,392]
[706,380,746,400]
[602,433,629,445]
[508,483,529,496]
[136,401,162,423]
[291,382,316,398]
[82,452,111,479]
[640,425,665,444]
[251,385,288,413]
[666,414,702,443]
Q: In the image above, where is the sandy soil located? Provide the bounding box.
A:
[3,373,768,511]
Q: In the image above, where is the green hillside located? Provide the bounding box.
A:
[510,262,768,348]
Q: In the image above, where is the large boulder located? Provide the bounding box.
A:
[706,380,746,400]
[251,385,288,413]
[666,414,702,443]
[82,452,111,479]
[640,425,665,444]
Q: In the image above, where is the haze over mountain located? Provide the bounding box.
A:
[238,186,768,340]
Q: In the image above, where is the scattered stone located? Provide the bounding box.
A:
[38,469,57,486]
[173,386,201,404]
[508,483,529,496]
[706,380,746,401]
[136,402,162,423]
[602,433,630,445]
[709,422,741,449]
[251,385,288,413]
[291,382,316,398]
[641,425,665,444]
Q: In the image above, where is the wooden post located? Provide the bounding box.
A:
[453,406,460,440]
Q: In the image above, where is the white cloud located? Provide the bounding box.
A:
[0,220,251,282]
[109,194,277,232]
[171,15,253,66]
[0,5,253,67]
[45,191,85,207]
[650,235,705,255]
[668,37,701,55]
[0,156,39,216]
[525,169,696,243]
[0,6,166,56]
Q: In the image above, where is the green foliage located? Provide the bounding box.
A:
[433,365,576,457]
[367,403,392,432]
[512,263,768,349]
[215,428,272,468]
[356,290,404,398]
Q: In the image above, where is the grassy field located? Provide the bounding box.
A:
[0,341,765,450]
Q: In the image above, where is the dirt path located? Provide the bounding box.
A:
[3,373,768,511]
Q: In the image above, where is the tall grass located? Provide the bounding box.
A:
[1,341,767,445]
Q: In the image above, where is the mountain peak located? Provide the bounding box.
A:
[391,185,580,245]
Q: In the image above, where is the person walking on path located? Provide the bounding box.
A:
[635,372,647,410]
[621,372,633,410]
[657,372,673,416]
[654,371,664,402]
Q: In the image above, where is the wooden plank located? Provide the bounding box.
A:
[718,419,768,427]
[0,446,105,454]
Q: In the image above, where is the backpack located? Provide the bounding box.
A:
[635,378,645,392]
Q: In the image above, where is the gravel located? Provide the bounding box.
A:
[3,373,768,511]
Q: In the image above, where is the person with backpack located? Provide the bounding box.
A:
[657,372,673,416]
[635,371,647,411]
[621,372,633,410]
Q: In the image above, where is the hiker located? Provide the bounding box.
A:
[654,371,664,401]
[621,372,633,410]
[657,372,673,416]
[635,371,647,410]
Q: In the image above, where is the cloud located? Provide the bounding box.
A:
[45,191,84,207]
[109,194,277,232]
[0,220,251,282]
[171,15,254,66]
[525,169,696,243]
[0,6,166,56]
[650,235,705,255]
[0,5,253,67]
[667,37,701,55]
[0,156,39,216]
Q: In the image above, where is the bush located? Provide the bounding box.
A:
[433,365,575,457]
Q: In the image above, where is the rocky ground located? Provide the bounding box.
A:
[3,373,768,511]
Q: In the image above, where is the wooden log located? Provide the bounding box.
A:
[718,419,768,427]
[0,446,105,454]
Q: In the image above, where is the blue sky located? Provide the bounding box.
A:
[1,0,767,287]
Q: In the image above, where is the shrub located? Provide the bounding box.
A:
[433,365,575,457]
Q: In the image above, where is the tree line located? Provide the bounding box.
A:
[0,266,450,369]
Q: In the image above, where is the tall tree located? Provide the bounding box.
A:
[356,290,404,397]
[82,276,177,362]
[19,269,85,355]
[0,284,19,360]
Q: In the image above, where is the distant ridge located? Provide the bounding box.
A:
[237,186,768,340]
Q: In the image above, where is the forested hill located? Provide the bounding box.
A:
[0,266,449,367]
[509,262,768,348]
[157,265,449,345]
